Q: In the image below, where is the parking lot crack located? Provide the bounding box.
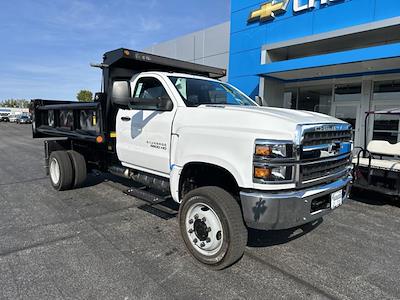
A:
[0,177,47,187]
[0,234,79,257]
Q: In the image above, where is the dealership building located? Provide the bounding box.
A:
[146,0,400,147]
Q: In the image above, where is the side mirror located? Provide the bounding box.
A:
[159,97,174,111]
[255,96,263,106]
[111,81,131,108]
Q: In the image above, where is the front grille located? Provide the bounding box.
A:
[303,130,352,147]
[301,155,350,182]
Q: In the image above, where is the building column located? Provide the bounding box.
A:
[359,79,373,148]
[259,77,285,107]
[258,77,266,105]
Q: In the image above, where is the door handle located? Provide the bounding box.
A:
[121,116,131,122]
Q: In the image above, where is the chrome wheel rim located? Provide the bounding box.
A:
[49,158,60,185]
[185,202,223,256]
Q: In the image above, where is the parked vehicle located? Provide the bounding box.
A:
[31,48,353,269]
[353,108,400,199]
[0,109,11,122]
[17,115,32,124]
[0,114,10,122]
[8,115,19,123]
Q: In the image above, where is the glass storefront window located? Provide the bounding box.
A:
[372,80,400,144]
[333,84,361,141]
[283,88,297,109]
[372,112,399,144]
[334,84,361,102]
[297,85,333,115]
[373,80,400,97]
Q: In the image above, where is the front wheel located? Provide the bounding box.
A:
[179,186,247,270]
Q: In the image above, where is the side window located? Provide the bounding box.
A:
[133,77,170,101]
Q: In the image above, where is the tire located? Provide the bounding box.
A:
[49,151,74,191]
[67,150,87,188]
[179,186,248,270]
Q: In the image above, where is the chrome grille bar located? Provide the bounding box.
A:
[297,123,353,187]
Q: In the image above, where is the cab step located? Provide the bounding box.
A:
[123,186,169,205]
[123,186,177,220]
[138,204,177,220]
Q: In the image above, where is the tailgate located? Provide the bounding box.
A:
[31,99,104,142]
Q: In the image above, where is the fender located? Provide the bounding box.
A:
[169,155,245,203]
[170,155,242,203]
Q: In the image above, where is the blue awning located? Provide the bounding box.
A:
[258,42,400,81]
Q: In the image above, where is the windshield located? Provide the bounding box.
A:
[169,76,257,107]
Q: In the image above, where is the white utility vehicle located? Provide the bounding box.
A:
[0,109,11,122]
[353,109,400,198]
[31,49,353,269]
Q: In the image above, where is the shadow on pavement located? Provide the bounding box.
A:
[79,171,180,218]
[350,187,400,208]
[247,218,323,248]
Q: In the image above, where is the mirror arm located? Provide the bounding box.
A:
[113,96,134,103]
[130,97,161,106]
[255,96,263,106]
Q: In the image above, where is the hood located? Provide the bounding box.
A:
[217,105,340,124]
[174,105,347,141]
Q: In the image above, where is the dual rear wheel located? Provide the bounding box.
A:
[49,150,87,191]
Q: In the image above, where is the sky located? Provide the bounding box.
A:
[0,0,230,101]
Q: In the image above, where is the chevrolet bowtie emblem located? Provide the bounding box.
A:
[248,0,289,23]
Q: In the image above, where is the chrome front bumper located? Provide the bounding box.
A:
[240,176,352,230]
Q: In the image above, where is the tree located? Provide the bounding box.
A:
[0,99,29,108]
[76,90,93,102]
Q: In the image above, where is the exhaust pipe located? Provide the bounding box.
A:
[108,165,170,193]
[108,165,131,179]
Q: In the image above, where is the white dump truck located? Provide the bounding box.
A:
[31,48,353,269]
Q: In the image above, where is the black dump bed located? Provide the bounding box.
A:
[31,48,226,143]
[31,99,104,142]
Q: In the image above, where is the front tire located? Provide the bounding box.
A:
[49,151,74,191]
[179,186,247,270]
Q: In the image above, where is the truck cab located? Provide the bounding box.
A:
[31,48,352,269]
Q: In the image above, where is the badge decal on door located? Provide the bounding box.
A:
[147,140,167,151]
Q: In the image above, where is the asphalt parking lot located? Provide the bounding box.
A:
[0,122,400,300]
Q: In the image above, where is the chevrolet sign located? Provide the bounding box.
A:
[248,0,289,22]
[248,0,341,23]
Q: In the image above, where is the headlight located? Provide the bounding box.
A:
[254,141,293,159]
[254,165,294,182]
[253,140,295,183]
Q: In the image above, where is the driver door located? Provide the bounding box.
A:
[116,75,176,175]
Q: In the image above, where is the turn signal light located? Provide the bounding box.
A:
[96,135,104,144]
[255,145,272,156]
[254,167,271,179]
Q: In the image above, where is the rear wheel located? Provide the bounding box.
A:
[67,150,87,188]
[179,186,247,270]
[49,151,74,191]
